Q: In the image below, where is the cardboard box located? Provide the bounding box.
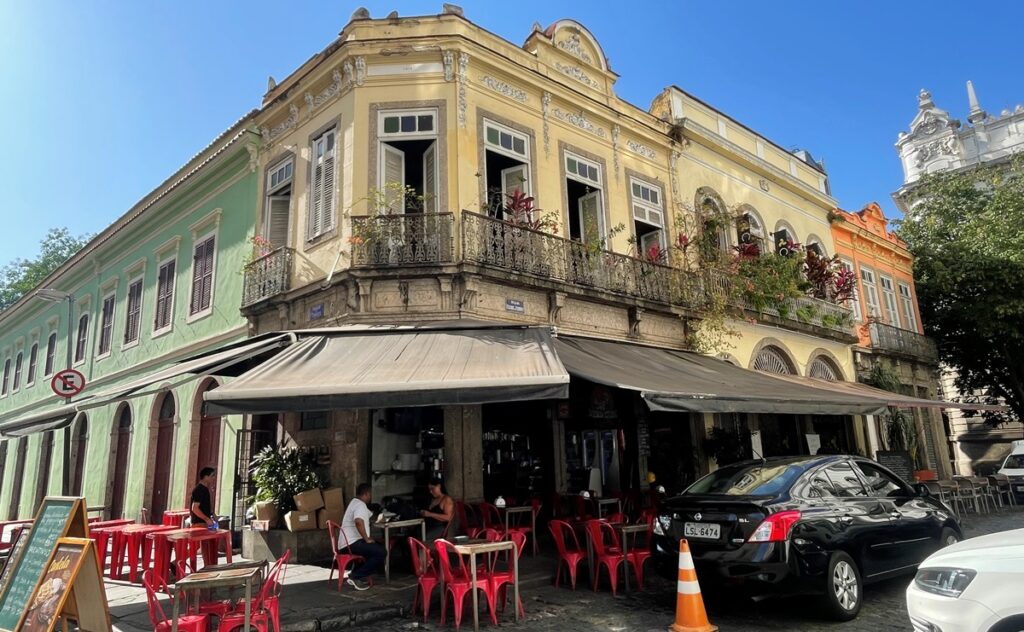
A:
[252,501,279,528]
[284,510,317,532]
[317,506,343,530]
[293,488,324,513]
[251,519,271,532]
[321,487,345,511]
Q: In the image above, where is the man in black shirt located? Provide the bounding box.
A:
[189,467,216,527]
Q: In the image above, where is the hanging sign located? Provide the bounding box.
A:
[17,538,110,632]
[0,497,89,632]
[50,370,86,398]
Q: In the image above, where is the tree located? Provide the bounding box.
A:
[0,228,91,311]
[896,156,1024,424]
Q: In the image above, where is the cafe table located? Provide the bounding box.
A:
[499,505,538,555]
[89,522,135,575]
[163,528,233,581]
[171,565,262,632]
[614,523,648,592]
[371,518,426,584]
[451,538,520,632]
[112,524,178,582]
[594,498,621,518]
[163,510,192,528]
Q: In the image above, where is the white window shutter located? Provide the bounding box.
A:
[266,196,291,246]
[501,164,529,200]
[422,142,437,214]
[578,191,603,245]
[309,158,323,239]
[322,139,336,231]
[382,144,406,213]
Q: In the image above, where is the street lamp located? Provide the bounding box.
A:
[34,288,74,496]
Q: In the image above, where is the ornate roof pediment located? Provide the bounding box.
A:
[523,19,617,93]
[906,89,960,140]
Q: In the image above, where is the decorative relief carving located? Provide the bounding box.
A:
[457,53,468,128]
[354,56,366,86]
[553,107,606,139]
[260,104,300,145]
[628,306,644,338]
[480,75,528,103]
[542,92,552,157]
[759,178,771,192]
[554,61,600,89]
[303,68,345,117]
[670,150,682,206]
[343,60,354,87]
[626,139,657,160]
[611,125,620,179]
[443,50,455,82]
[245,142,259,173]
[914,136,957,167]
[557,33,592,64]
[548,291,565,324]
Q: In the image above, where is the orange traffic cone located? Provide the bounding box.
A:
[669,539,717,632]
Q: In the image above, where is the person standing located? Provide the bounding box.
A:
[339,482,385,590]
[189,467,216,527]
[420,477,455,540]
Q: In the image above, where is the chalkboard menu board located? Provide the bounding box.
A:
[875,450,914,483]
[0,499,84,631]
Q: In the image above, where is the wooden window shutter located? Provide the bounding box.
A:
[322,132,336,232]
[266,196,290,246]
[190,238,214,314]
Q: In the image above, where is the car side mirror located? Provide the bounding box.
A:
[913,483,931,498]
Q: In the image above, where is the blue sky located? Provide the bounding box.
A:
[2,0,1022,262]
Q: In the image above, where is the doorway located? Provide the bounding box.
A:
[196,382,222,475]
[72,416,89,496]
[35,431,54,511]
[110,406,133,520]
[151,392,176,523]
[7,438,26,519]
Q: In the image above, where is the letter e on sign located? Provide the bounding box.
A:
[50,369,86,397]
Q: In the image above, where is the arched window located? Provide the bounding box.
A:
[735,206,765,255]
[12,352,22,391]
[772,221,798,257]
[695,187,730,261]
[74,314,89,363]
[1,359,9,396]
[27,343,37,385]
[753,346,796,375]
[808,356,840,381]
[159,392,176,422]
[72,416,89,495]
[44,333,57,376]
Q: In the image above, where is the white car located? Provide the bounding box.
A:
[997,442,1024,503]
[906,528,1024,632]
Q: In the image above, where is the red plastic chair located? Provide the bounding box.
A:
[408,538,440,622]
[585,520,626,596]
[605,512,627,525]
[219,551,290,632]
[455,501,482,538]
[623,517,653,590]
[485,531,526,619]
[478,528,503,542]
[435,539,496,630]
[476,503,507,537]
[327,521,365,592]
[548,520,586,590]
[143,570,209,632]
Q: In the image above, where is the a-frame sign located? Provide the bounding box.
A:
[18,537,111,632]
[0,497,108,632]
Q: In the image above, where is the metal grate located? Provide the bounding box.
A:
[231,428,271,532]
[753,346,794,375]
[808,357,839,381]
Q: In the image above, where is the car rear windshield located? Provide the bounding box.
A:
[1004,454,1024,469]
[685,463,805,496]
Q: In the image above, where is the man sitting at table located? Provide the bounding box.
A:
[189,467,216,527]
[339,483,385,591]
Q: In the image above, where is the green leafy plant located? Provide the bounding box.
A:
[347,183,426,247]
[795,304,817,324]
[503,189,560,234]
[249,445,327,513]
[864,362,923,468]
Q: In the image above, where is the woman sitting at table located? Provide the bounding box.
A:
[420,478,456,540]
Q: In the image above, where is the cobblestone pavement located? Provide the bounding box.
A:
[384,509,1023,632]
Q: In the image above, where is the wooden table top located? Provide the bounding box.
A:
[175,566,260,590]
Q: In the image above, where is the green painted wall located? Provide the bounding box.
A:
[0,139,259,520]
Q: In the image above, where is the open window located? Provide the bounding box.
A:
[735,210,765,254]
[565,152,605,246]
[773,227,796,256]
[630,179,665,260]
[377,109,439,214]
[483,120,531,220]
[264,157,293,247]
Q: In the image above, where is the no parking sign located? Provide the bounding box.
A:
[50,369,86,398]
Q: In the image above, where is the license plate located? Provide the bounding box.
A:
[1016,486,1024,492]
[684,522,721,540]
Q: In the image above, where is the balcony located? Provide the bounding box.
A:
[241,247,294,307]
[867,319,939,364]
[351,213,454,267]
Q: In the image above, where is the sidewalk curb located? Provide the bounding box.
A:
[281,603,406,632]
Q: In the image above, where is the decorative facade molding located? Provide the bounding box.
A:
[457,53,469,128]
[557,33,593,64]
[553,107,606,139]
[343,60,354,87]
[479,75,528,103]
[260,104,300,145]
[670,150,682,206]
[611,125,620,179]
[914,137,957,167]
[626,139,657,161]
[304,68,344,117]
[554,61,600,89]
[245,142,259,173]
[443,50,455,82]
[354,56,366,86]
[542,92,552,157]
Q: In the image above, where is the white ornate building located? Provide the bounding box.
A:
[894,81,1024,473]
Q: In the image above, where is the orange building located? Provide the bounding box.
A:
[830,202,949,476]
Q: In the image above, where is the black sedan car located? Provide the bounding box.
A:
[652,455,961,621]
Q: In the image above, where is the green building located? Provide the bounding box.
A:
[0,114,261,523]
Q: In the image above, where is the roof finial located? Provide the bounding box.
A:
[267,76,277,92]
[967,80,987,124]
[918,88,933,108]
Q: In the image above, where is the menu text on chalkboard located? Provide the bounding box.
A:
[875,450,915,483]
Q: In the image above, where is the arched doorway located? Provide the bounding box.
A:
[35,432,54,512]
[195,380,222,477]
[7,438,27,519]
[151,392,177,523]
[110,406,133,520]
[752,344,801,457]
[807,354,853,454]
[71,415,89,496]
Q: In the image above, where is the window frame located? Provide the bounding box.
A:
[483,119,530,162]
[823,462,868,498]
[123,275,144,349]
[629,177,666,254]
[840,258,862,322]
[74,313,90,365]
[1,358,8,397]
[44,332,57,377]
[187,231,217,321]
[377,109,438,141]
[263,155,294,247]
[564,151,602,187]
[153,256,177,336]
[879,275,900,326]
[859,265,881,318]
[97,291,116,359]
[266,156,294,196]
[307,126,338,242]
[898,282,918,332]
[26,342,38,387]
[855,461,913,498]
[12,351,22,392]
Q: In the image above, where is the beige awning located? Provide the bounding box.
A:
[204,325,570,414]
[0,404,82,437]
[763,373,1008,411]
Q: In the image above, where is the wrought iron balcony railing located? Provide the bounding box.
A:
[868,318,939,363]
[351,212,454,267]
[241,247,293,307]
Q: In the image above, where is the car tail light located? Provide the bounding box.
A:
[747,510,801,543]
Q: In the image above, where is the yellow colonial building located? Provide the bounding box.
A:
[227,8,882,501]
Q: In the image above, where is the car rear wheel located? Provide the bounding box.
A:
[822,552,861,621]
[940,527,960,548]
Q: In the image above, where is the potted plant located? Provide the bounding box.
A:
[249,445,327,525]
